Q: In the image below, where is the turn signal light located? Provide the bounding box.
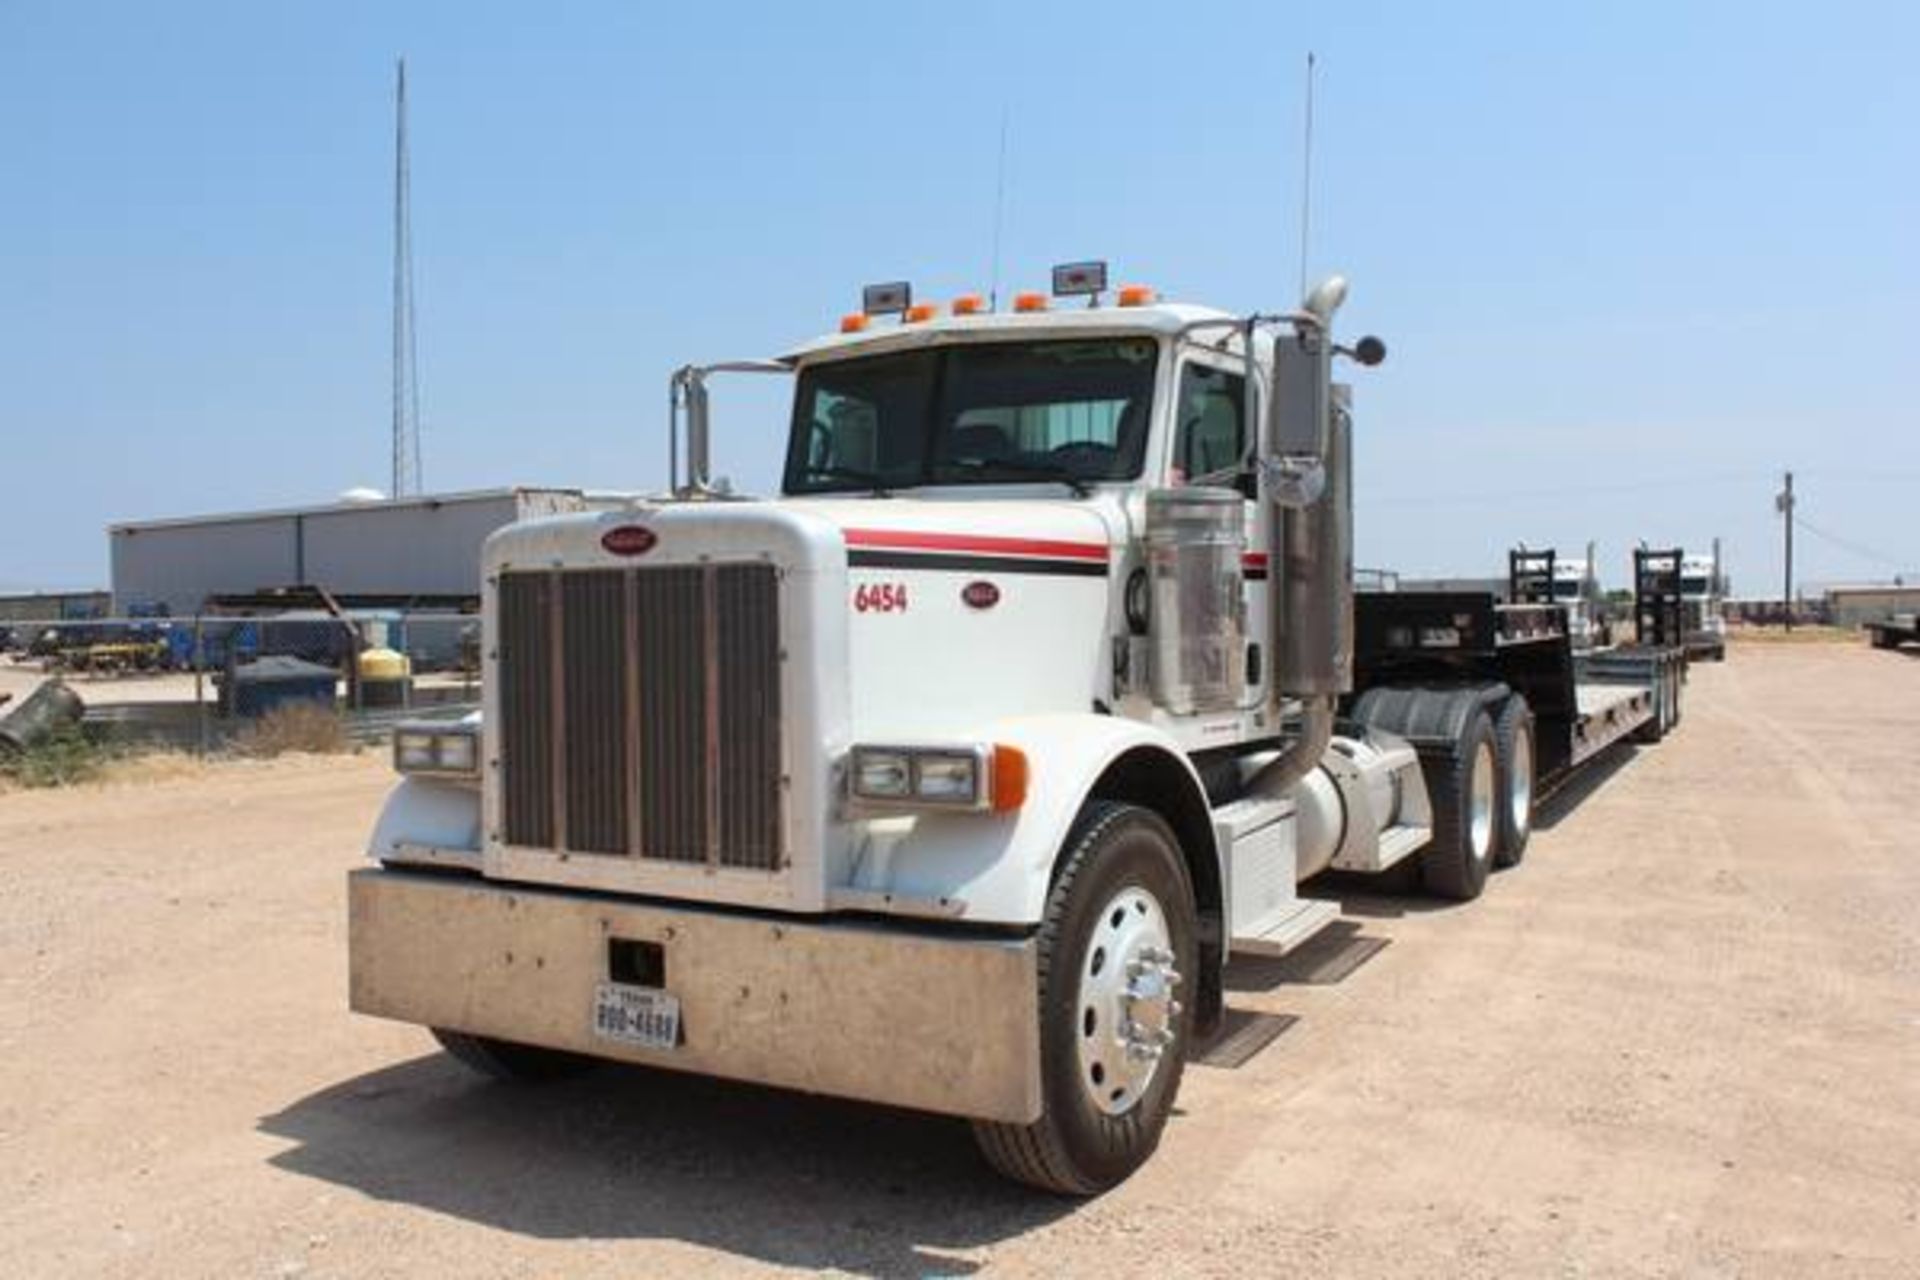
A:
[952,294,987,315]
[990,744,1030,813]
[1116,284,1157,307]
[1013,292,1049,313]
[904,302,940,323]
[840,313,871,333]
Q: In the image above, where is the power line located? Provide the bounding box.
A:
[1792,513,1913,572]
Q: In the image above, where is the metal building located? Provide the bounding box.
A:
[1823,584,1920,628]
[110,488,616,616]
[0,590,111,623]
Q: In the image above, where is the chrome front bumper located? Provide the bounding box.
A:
[348,868,1042,1123]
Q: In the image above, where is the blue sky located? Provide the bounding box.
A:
[2,1,1915,594]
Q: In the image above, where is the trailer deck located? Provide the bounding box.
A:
[1353,590,1683,792]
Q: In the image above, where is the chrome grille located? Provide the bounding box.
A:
[497,563,784,870]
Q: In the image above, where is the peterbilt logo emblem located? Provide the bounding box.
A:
[962,580,1001,609]
[600,525,658,556]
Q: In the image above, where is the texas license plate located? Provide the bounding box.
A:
[591,982,681,1051]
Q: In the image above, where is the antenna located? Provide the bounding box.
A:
[989,107,1010,311]
[1297,51,1316,299]
[391,57,422,498]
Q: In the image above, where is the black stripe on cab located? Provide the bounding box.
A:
[849,549,1109,578]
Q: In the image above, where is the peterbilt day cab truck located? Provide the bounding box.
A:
[350,266,1685,1193]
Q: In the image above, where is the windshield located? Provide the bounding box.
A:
[782,338,1159,494]
[1681,575,1712,597]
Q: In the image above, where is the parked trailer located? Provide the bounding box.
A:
[348,267,1686,1194]
[1866,613,1920,650]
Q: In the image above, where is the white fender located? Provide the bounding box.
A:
[839,713,1214,926]
[367,777,482,861]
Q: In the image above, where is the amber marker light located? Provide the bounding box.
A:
[1116,284,1158,307]
[990,744,1031,812]
[840,313,871,333]
[904,302,940,323]
[951,294,988,315]
[1013,292,1049,313]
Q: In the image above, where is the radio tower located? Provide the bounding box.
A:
[390,58,422,498]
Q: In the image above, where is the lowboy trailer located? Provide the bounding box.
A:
[349,265,1686,1193]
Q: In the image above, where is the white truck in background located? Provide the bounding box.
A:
[1509,546,1611,650]
[350,264,1686,1193]
[1680,550,1727,661]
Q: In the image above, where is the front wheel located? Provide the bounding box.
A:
[972,801,1198,1195]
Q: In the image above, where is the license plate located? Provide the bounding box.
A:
[591,982,681,1051]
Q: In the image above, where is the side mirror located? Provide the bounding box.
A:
[1265,329,1332,462]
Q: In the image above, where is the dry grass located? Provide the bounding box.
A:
[1727,625,1860,646]
[230,701,352,758]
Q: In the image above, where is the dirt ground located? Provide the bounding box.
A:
[3,641,1917,1278]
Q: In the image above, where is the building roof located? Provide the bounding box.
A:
[108,486,598,535]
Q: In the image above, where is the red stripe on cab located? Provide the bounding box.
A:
[843,528,1110,562]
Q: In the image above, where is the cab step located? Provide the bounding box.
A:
[1231,897,1340,959]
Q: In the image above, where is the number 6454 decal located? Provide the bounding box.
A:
[853,582,910,613]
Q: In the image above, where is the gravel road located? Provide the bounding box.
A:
[3,641,1916,1278]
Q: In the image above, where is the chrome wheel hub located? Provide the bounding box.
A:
[1075,886,1181,1116]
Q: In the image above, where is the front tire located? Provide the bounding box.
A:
[972,801,1198,1195]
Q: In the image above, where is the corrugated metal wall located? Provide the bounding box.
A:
[112,516,301,616]
[111,489,591,615]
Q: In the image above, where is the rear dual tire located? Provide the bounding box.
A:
[1418,710,1500,901]
[1492,696,1535,869]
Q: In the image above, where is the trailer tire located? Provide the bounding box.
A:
[1418,708,1499,901]
[430,1029,596,1082]
[971,801,1197,1196]
[1492,696,1535,869]
[1633,663,1671,744]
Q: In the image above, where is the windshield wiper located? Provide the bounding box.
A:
[803,465,894,496]
[941,457,1091,497]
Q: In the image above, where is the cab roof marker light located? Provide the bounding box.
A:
[903,302,940,323]
[840,313,871,333]
[951,294,988,315]
[1013,292,1049,313]
[1116,284,1157,307]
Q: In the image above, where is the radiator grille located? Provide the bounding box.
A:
[497,564,784,870]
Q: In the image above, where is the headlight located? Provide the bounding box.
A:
[846,744,1025,813]
[913,753,979,804]
[852,749,912,799]
[393,724,481,779]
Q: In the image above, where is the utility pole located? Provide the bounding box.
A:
[1775,471,1795,630]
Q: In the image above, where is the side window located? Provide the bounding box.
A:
[1174,363,1246,484]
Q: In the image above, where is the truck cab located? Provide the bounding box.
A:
[350,266,1666,1193]
[1679,553,1727,661]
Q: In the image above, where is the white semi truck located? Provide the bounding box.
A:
[1680,551,1727,661]
[350,266,1685,1193]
